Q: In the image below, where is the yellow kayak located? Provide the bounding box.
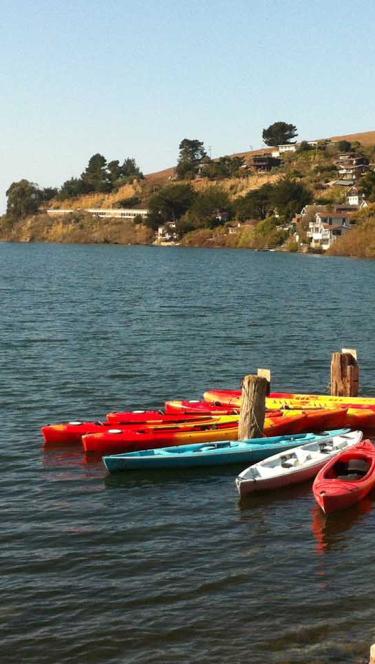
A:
[203,389,375,410]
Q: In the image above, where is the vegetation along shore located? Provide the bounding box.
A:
[1,124,375,258]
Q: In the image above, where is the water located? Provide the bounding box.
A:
[1,243,375,663]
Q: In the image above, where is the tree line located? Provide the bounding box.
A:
[146,178,312,235]
[5,153,143,220]
[4,120,308,223]
[174,123,298,181]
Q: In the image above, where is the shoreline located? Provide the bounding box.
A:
[0,214,371,258]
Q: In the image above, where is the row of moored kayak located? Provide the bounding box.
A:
[41,388,375,514]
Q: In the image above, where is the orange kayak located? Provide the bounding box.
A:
[344,408,375,429]
[303,408,348,431]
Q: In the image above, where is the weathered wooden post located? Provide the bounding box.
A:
[238,373,269,439]
[257,368,271,386]
[369,643,375,664]
[330,348,359,397]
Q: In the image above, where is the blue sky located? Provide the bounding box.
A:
[1,0,375,210]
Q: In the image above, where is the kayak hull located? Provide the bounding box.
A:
[103,430,349,472]
[82,412,307,455]
[313,439,375,514]
[204,389,375,410]
[236,431,362,498]
[164,400,239,415]
[42,412,219,445]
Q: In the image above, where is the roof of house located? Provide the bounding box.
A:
[318,211,354,219]
[321,223,348,231]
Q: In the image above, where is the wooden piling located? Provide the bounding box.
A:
[369,643,375,664]
[238,374,268,439]
[257,368,271,391]
[330,348,359,397]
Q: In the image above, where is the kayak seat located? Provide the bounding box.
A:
[319,443,333,454]
[281,457,297,468]
[334,458,369,480]
[337,472,366,481]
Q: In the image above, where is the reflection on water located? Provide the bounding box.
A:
[238,479,312,512]
[311,497,375,554]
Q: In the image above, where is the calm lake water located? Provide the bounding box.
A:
[2,243,375,664]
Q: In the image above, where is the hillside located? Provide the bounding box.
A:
[2,128,375,253]
[146,129,375,180]
[48,129,375,211]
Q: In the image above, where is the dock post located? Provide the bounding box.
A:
[369,643,375,664]
[238,374,269,439]
[330,348,359,397]
[257,368,271,387]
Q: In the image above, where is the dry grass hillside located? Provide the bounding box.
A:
[51,129,375,210]
[50,182,143,210]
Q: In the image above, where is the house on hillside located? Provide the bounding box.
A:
[272,144,297,158]
[156,221,179,244]
[306,209,354,250]
[346,186,368,207]
[335,153,369,186]
[252,154,281,172]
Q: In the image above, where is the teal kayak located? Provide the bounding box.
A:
[103,428,350,472]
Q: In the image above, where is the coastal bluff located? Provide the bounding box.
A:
[0,212,153,245]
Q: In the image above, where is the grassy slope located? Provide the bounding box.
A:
[0,213,153,244]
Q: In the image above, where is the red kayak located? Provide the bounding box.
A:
[82,411,309,455]
[313,440,375,514]
[164,399,240,415]
[82,416,241,455]
[42,412,212,445]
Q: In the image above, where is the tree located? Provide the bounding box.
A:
[360,171,375,201]
[81,153,111,193]
[6,180,43,219]
[235,184,274,220]
[57,177,89,200]
[336,140,352,153]
[200,155,244,179]
[120,157,143,179]
[147,183,196,229]
[262,122,298,146]
[253,217,288,250]
[235,179,311,222]
[40,187,58,202]
[182,187,233,229]
[107,160,122,185]
[176,138,207,179]
[269,178,312,220]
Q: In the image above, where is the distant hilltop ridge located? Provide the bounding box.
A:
[144,130,375,187]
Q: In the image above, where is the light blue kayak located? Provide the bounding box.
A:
[103,428,350,472]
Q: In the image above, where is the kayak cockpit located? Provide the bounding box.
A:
[327,456,370,481]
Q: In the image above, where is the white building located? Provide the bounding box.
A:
[346,187,368,208]
[307,210,353,250]
[156,222,178,243]
[47,208,148,221]
[278,144,296,153]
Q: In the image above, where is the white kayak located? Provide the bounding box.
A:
[235,430,363,498]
